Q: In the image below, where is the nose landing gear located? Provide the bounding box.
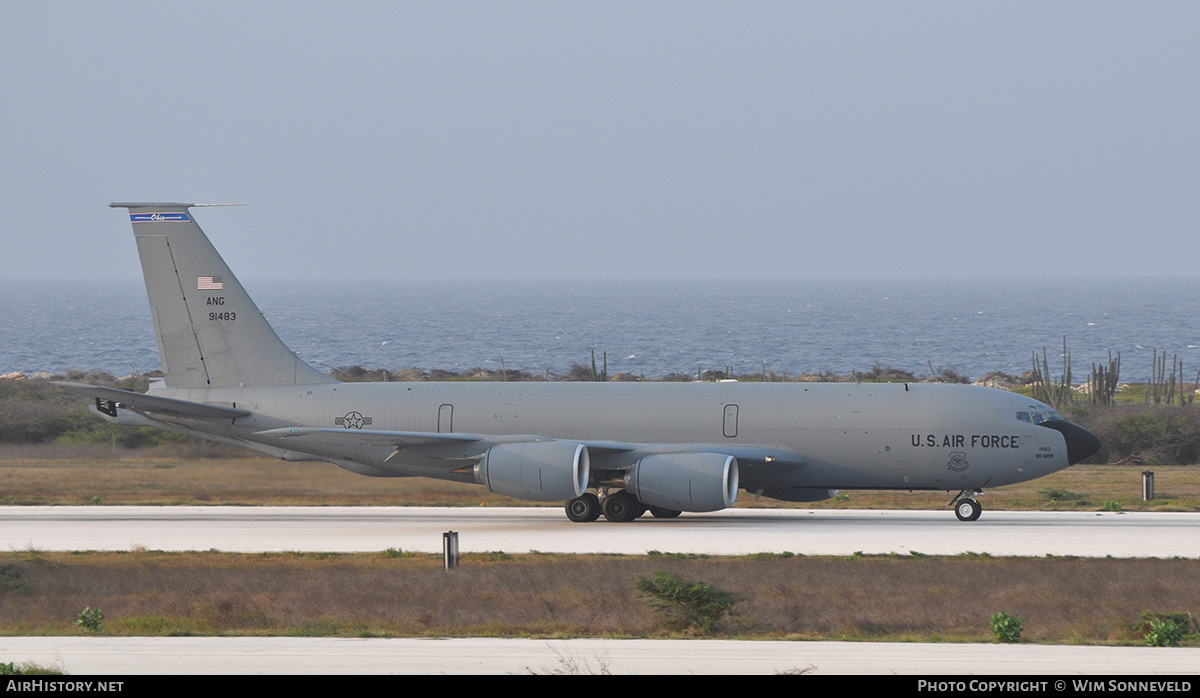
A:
[950,489,984,522]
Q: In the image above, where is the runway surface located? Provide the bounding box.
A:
[3,506,1198,557]
[5,506,1199,675]
[3,637,1199,675]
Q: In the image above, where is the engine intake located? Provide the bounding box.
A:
[625,452,739,513]
[477,441,590,502]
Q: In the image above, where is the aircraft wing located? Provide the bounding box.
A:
[253,426,520,464]
[54,382,250,419]
[699,445,804,469]
[254,426,481,448]
[572,440,637,455]
[253,426,797,466]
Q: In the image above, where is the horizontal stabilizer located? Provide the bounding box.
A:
[54,382,250,419]
[108,202,246,209]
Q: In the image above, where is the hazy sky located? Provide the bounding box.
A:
[2,2,1196,281]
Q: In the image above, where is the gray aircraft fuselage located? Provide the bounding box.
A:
[61,202,1102,523]
[157,379,1073,492]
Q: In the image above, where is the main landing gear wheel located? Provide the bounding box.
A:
[648,506,682,519]
[955,498,982,522]
[602,490,644,523]
[566,493,601,522]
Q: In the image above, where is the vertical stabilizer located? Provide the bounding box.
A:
[111,202,335,388]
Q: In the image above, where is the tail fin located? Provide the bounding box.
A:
[111,202,335,388]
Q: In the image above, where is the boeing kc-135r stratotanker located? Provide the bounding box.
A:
[58,203,1102,523]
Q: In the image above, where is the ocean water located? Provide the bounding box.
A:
[2,278,1198,383]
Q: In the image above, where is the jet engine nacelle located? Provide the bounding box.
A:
[624,452,739,513]
[477,440,590,502]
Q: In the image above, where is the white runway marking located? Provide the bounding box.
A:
[3,506,1198,557]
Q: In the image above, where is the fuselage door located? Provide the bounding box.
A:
[438,404,453,433]
[723,404,739,438]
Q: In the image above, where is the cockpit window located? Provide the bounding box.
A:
[1018,409,1063,424]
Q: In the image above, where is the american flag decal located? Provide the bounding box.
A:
[198,276,224,290]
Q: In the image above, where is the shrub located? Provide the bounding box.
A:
[1145,619,1185,647]
[635,571,739,634]
[0,662,62,676]
[852,365,917,383]
[1137,611,1196,647]
[1084,406,1200,465]
[990,612,1023,643]
[76,607,104,633]
[563,363,596,382]
[1038,488,1083,503]
[0,562,27,594]
[927,366,970,384]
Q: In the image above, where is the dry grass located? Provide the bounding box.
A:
[0,449,1197,510]
[0,456,507,507]
[0,550,1196,644]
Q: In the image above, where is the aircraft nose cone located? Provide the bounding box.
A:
[1039,420,1103,465]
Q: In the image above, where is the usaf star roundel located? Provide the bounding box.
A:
[335,411,372,429]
